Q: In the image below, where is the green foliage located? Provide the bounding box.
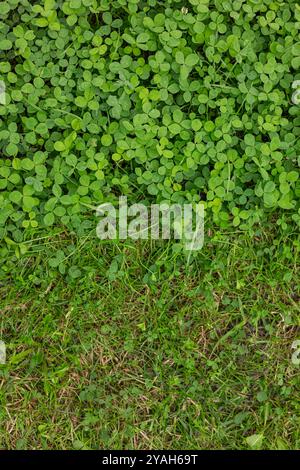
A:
[0,231,299,449]
[0,0,300,242]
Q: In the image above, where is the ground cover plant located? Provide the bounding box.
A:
[0,0,300,243]
[0,0,299,451]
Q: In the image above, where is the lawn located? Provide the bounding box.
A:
[0,226,299,449]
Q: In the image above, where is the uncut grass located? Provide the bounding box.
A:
[0,229,299,449]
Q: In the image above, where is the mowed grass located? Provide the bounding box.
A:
[0,226,299,450]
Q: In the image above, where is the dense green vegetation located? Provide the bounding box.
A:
[0,0,300,244]
[0,0,299,451]
[0,231,299,449]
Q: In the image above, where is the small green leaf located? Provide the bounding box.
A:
[101,134,113,146]
[245,434,264,449]
[44,212,55,226]
[54,141,66,152]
